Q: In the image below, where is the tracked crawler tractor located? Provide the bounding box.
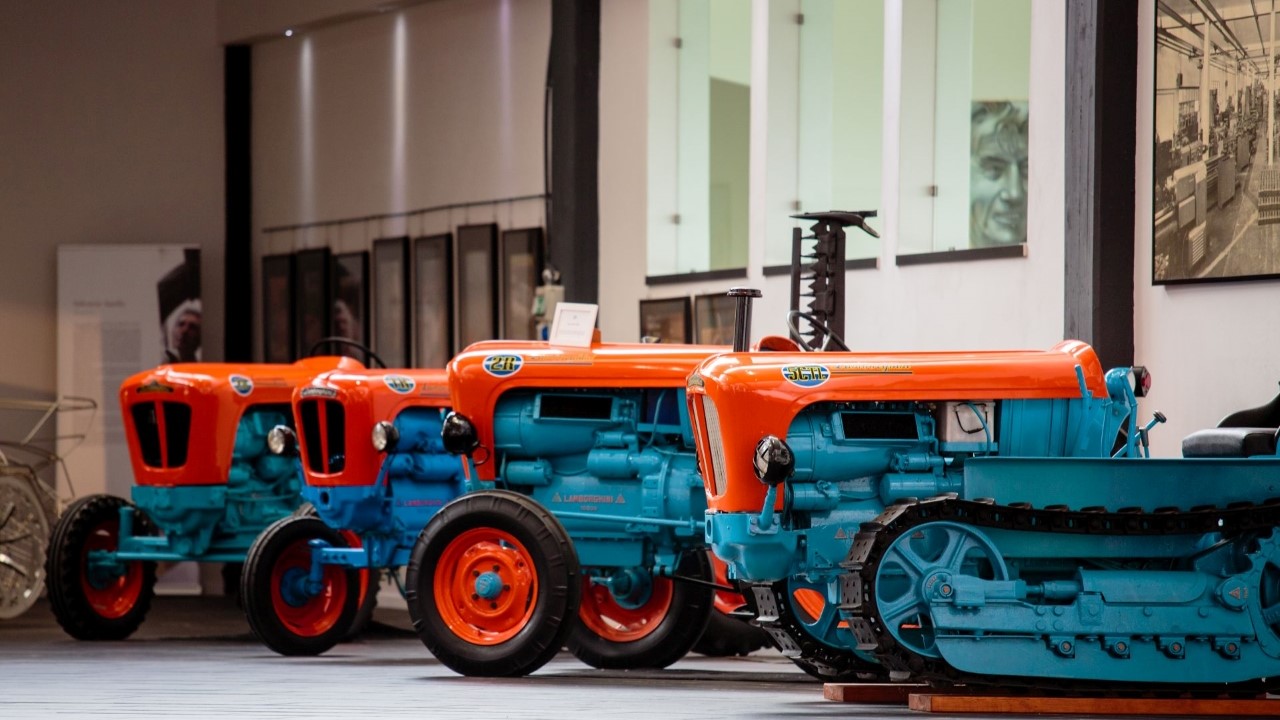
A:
[688,289,1280,692]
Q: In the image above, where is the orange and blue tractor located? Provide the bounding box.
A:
[44,353,366,640]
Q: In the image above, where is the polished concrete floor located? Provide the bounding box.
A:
[1,595,922,720]
[5,595,1270,719]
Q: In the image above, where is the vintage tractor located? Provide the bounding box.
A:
[45,354,365,640]
[402,339,736,677]
[241,366,464,655]
[690,290,1280,692]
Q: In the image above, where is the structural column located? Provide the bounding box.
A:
[1064,0,1138,370]
[549,0,601,304]
[225,44,252,361]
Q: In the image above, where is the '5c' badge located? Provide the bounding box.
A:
[781,365,830,388]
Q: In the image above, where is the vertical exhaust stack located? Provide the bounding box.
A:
[728,288,762,352]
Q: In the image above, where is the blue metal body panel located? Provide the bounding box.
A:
[486,388,705,573]
[307,407,467,571]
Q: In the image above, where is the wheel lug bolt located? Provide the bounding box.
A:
[471,593,479,600]
[489,602,497,609]
[503,584,510,591]
[492,564,500,572]
[473,570,480,577]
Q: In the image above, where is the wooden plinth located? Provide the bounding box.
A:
[822,683,927,704]
[908,693,1277,716]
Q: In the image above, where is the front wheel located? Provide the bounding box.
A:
[406,490,579,677]
[567,551,714,670]
[242,515,361,656]
[45,494,157,640]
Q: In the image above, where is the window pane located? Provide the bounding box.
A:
[898,0,1031,254]
[766,0,884,266]
[648,0,751,276]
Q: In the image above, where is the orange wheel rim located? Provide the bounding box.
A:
[578,575,673,642]
[269,538,349,637]
[792,586,849,629]
[80,520,143,619]
[433,527,538,646]
[339,529,371,602]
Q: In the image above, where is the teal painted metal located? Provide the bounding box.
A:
[484,388,705,577]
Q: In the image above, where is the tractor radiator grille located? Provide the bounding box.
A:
[700,396,729,497]
[130,401,192,468]
[299,399,346,474]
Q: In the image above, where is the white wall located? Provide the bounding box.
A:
[252,0,551,359]
[0,1,224,408]
[600,0,1065,350]
[1136,0,1280,456]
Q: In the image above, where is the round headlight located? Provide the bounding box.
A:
[753,435,794,487]
[266,425,297,456]
[442,412,480,456]
[371,421,399,452]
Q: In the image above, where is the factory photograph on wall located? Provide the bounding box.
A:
[1154,0,1280,284]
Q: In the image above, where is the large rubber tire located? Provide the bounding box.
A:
[406,490,579,677]
[567,551,715,670]
[45,494,157,640]
[0,473,50,619]
[694,608,773,657]
[242,515,361,656]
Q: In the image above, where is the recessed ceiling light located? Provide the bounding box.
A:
[285,29,294,37]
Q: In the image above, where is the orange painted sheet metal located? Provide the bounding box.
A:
[449,340,728,481]
[293,367,451,488]
[688,340,1106,512]
[119,356,365,488]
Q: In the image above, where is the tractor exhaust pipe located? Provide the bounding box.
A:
[728,288,762,352]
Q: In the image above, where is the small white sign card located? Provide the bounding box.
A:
[548,302,599,347]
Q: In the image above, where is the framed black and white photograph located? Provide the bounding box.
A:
[638,297,691,343]
[372,237,410,367]
[454,223,498,350]
[499,227,543,340]
[331,251,369,356]
[262,254,295,363]
[414,233,453,368]
[294,248,331,359]
[1153,1,1280,284]
[693,293,736,345]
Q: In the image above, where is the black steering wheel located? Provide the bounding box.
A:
[307,337,388,369]
[786,311,849,352]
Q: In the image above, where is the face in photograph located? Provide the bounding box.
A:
[970,101,1029,248]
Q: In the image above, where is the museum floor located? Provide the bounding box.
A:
[0,594,1264,719]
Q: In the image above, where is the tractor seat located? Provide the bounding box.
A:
[1181,427,1279,458]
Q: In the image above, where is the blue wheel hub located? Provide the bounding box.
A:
[474,571,504,600]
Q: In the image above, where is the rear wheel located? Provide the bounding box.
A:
[568,551,714,669]
[45,494,157,640]
[242,515,361,656]
[406,490,578,677]
[745,578,886,682]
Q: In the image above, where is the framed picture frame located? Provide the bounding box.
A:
[413,233,453,368]
[294,248,332,359]
[693,292,737,345]
[499,227,544,340]
[331,251,369,356]
[638,297,691,343]
[1152,2,1279,285]
[454,223,498,350]
[372,237,411,368]
[261,254,295,363]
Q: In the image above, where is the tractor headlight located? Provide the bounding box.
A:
[442,412,480,456]
[371,421,399,452]
[753,435,794,487]
[1131,366,1151,398]
[266,425,297,456]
